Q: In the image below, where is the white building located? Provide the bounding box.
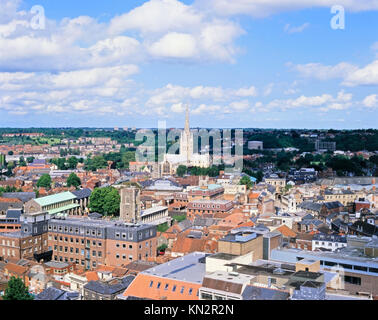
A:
[162,106,211,174]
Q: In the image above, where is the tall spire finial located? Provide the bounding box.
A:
[185,104,190,133]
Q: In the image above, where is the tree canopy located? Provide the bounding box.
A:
[37,174,52,189]
[89,187,120,216]
[67,173,81,189]
[3,276,34,300]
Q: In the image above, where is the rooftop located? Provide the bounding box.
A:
[34,191,77,207]
[142,252,207,284]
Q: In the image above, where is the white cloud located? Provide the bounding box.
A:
[108,0,203,35]
[342,60,378,86]
[171,102,186,113]
[229,100,250,111]
[261,91,354,112]
[362,94,378,108]
[288,62,358,80]
[289,59,378,86]
[146,83,259,107]
[192,104,222,115]
[148,32,197,58]
[234,86,257,97]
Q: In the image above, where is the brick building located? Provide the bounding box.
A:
[187,200,234,221]
[0,212,158,271]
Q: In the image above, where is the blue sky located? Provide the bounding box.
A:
[0,0,377,129]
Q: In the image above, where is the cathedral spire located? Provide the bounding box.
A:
[185,104,190,133]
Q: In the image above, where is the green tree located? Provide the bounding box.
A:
[67,157,79,169]
[176,165,187,177]
[3,276,34,300]
[239,175,253,189]
[67,173,81,189]
[89,187,120,216]
[37,174,52,189]
[121,151,135,169]
[19,156,27,167]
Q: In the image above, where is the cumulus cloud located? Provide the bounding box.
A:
[362,94,378,108]
[288,62,358,80]
[342,60,378,86]
[0,0,244,72]
[146,83,259,107]
[259,90,355,112]
[289,59,378,87]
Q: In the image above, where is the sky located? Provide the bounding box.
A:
[0,0,377,129]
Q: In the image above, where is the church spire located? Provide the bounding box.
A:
[185,104,190,133]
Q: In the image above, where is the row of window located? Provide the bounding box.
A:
[54,256,97,268]
[149,280,198,296]
[53,246,103,257]
[49,235,103,247]
[49,224,103,237]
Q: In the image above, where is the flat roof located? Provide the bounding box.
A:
[142,252,207,284]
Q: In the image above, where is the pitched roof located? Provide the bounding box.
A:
[275,225,297,238]
[71,188,91,199]
[5,263,28,275]
[35,287,79,300]
[84,276,135,295]
[33,191,76,207]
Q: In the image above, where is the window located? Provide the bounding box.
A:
[354,265,368,272]
[180,286,185,294]
[116,243,120,248]
[157,282,161,289]
[98,251,102,257]
[164,284,169,290]
[344,275,361,286]
[149,281,154,288]
[116,254,120,259]
[92,251,96,257]
[188,288,193,295]
[172,285,176,292]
